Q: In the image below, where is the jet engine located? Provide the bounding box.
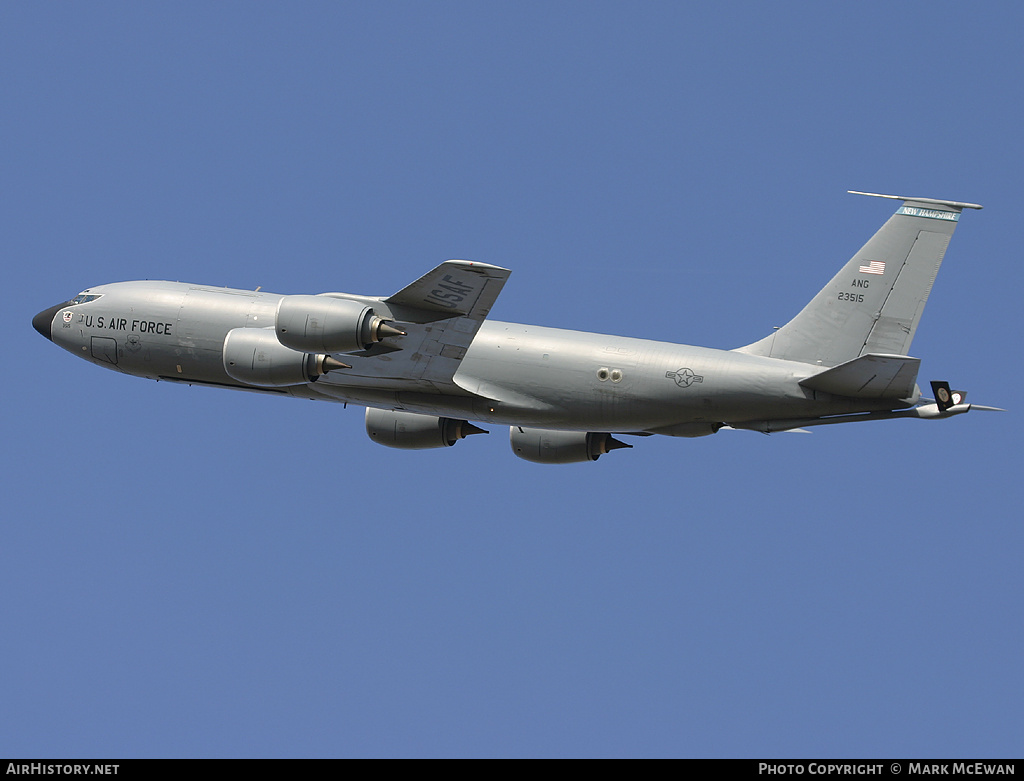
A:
[645,422,722,438]
[276,295,404,354]
[365,408,487,450]
[222,327,348,387]
[509,427,632,464]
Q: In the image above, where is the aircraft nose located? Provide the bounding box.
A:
[32,302,69,341]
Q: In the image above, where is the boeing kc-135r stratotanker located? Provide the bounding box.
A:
[33,191,999,463]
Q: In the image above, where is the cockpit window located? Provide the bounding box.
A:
[71,293,102,304]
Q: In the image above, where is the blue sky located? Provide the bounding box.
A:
[2,2,1021,758]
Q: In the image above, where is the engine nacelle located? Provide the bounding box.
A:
[645,421,722,438]
[509,427,632,464]
[223,327,338,387]
[276,295,401,354]
[365,408,487,450]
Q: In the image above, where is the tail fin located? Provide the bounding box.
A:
[736,191,982,367]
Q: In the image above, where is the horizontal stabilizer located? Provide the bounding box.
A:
[799,353,920,399]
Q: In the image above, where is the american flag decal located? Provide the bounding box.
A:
[858,260,885,275]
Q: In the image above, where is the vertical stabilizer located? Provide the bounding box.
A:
[736,192,981,367]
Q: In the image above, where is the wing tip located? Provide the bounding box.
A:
[443,259,511,273]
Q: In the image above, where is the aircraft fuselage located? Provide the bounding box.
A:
[35,279,905,434]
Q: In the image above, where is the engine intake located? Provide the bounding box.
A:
[509,427,632,464]
[276,295,403,354]
[366,408,487,450]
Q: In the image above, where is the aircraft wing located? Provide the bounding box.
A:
[384,259,510,322]
[321,260,511,391]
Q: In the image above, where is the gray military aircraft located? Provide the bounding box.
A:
[33,191,997,463]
